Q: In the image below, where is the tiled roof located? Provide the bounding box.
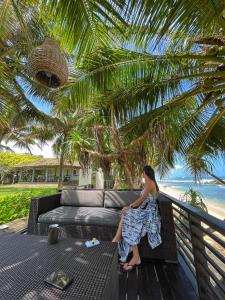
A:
[16,158,80,168]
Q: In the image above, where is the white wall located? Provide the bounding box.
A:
[78,169,92,186]
[95,168,104,189]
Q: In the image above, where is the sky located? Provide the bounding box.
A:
[2,91,55,158]
[166,161,225,179]
[3,140,55,158]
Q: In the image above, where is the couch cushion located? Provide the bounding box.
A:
[104,190,140,208]
[38,206,120,226]
[60,190,104,207]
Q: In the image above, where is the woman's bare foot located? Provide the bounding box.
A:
[112,238,121,243]
[123,256,141,271]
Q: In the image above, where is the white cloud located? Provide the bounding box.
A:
[174,164,183,169]
[2,141,55,158]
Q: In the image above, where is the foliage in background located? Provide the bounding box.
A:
[180,188,208,213]
[0,187,56,224]
[0,153,43,183]
[1,0,225,186]
[0,152,42,167]
[62,43,225,183]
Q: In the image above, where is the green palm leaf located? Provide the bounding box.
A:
[39,0,127,55]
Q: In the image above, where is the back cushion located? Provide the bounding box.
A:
[157,193,174,218]
[60,190,104,207]
[104,191,140,208]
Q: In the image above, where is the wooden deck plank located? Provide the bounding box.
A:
[119,259,197,300]
[118,265,127,300]
[137,265,151,300]
[0,217,28,234]
[155,263,175,300]
[144,262,163,300]
[164,263,198,300]
[127,267,139,300]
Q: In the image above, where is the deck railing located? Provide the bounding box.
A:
[161,192,225,300]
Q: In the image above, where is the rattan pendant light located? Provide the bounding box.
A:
[28,38,68,88]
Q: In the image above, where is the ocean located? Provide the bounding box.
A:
[158,178,225,209]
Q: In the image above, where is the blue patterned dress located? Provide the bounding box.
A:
[118,190,162,261]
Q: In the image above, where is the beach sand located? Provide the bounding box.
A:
[159,184,225,275]
[159,184,225,221]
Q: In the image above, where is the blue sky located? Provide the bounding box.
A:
[166,160,225,179]
[25,93,53,114]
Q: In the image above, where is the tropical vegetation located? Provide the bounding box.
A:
[180,188,208,213]
[0,152,42,184]
[0,185,56,224]
[1,0,225,188]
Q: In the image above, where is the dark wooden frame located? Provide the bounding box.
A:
[160,192,225,300]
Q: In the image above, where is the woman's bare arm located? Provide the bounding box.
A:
[129,182,153,208]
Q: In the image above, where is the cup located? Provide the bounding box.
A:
[48,224,61,244]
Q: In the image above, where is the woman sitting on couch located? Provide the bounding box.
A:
[112,165,162,272]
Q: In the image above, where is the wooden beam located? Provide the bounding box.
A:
[45,168,48,182]
[32,168,35,182]
[19,169,23,182]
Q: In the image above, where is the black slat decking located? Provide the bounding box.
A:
[119,258,198,300]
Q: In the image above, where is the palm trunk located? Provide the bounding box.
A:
[122,161,136,189]
[58,136,66,188]
[110,106,137,189]
[58,150,64,188]
[202,167,225,185]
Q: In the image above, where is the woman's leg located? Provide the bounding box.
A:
[123,245,141,270]
[112,218,123,242]
[131,245,141,263]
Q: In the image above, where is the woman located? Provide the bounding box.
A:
[112,165,162,271]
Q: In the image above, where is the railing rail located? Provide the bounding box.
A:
[161,192,225,300]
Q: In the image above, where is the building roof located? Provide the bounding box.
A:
[16,158,81,169]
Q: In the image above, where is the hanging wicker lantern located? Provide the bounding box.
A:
[28,38,68,88]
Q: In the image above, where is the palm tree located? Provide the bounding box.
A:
[51,112,79,187]
[180,188,208,213]
[34,1,225,55]
[63,104,180,188]
[59,41,225,181]
[186,151,225,185]
[41,0,225,183]
[2,0,225,186]
[0,1,55,126]
[0,1,65,156]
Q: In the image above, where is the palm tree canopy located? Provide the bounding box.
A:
[1,0,225,181]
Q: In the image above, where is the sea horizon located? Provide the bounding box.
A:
[158,176,225,220]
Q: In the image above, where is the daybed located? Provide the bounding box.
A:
[27,189,177,262]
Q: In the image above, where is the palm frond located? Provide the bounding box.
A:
[39,0,127,55]
[127,0,225,49]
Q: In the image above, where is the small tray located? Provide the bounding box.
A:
[44,271,72,290]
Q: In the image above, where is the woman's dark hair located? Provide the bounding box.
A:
[143,165,159,192]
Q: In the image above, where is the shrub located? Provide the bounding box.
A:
[180,187,208,213]
[0,193,31,224]
[0,188,56,224]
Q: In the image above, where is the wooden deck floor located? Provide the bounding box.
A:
[118,258,198,300]
[0,216,28,234]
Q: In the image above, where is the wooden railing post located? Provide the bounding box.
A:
[189,215,215,300]
[162,192,225,300]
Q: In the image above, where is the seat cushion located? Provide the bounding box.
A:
[38,206,121,226]
[60,190,104,207]
[104,190,140,208]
